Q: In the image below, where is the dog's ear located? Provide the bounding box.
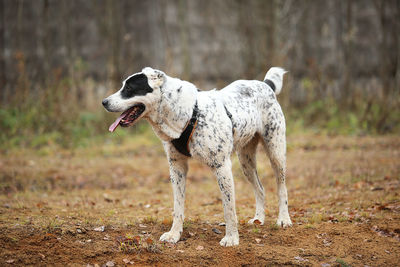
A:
[142,67,166,89]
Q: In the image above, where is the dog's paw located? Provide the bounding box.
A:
[248,217,265,225]
[219,233,239,247]
[276,216,292,228]
[159,231,181,243]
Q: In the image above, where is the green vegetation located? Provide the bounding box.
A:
[1,72,398,151]
[1,97,398,151]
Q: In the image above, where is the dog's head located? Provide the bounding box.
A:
[102,67,165,132]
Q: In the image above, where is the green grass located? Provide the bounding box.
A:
[336,258,351,267]
[1,85,398,151]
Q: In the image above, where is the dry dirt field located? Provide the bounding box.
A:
[0,134,399,266]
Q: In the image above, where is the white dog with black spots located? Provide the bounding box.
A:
[102,66,292,247]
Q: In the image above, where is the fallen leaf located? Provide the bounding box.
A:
[145,237,153,245]
[162,218,171,225]
[105,261,114,267]
[103,194,113,202]
[196,245,204,251]
[294,256,308,262]
[6,259,15,264]
[93,226,104,232]
[239,219,246,225]
[176,249,184,253]
[212,228,222,234]
[123,259,134,264]
[253,219,262,225]
[371,187,384,191]
[255,238,261,244]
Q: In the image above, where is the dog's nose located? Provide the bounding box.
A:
[102,99,109,108]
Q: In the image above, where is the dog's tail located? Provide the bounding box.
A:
[263,67,287,95]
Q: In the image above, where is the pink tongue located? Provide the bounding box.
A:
[109,109,131,132]
[108,114,124,132]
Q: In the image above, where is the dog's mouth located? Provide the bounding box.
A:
[109,104,146,132]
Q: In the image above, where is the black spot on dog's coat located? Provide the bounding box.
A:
[121,73,153,99]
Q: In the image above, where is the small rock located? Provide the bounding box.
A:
[76,228,83,234]
[321,263,331,267]
[94,226,105,232]
[144,204,151,208]
[86,239,92,243]
[212,228,222,234]
[255,238,261,244]
[123,259,134,265]
[196,245,204,251]
[103,235,110,241]
[105,261,115,267]
[6,259,15,264]
[385,250,390,254]
[294,256,308,262]
[218,222,226,226]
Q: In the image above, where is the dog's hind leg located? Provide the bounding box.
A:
[237,135,265,225]
[261,119,292,227]
[213,159,239,246]
[159,142,188,243]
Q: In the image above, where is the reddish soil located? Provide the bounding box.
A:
[0,134,399,266]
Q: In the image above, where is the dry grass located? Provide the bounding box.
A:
[0,133,399,266]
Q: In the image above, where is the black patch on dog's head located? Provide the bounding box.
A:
[121,73,153,99]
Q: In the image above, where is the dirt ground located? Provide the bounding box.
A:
[0,134,399,266]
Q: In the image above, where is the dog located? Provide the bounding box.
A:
[102,67,292,246]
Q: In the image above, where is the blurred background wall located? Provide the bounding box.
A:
[0,0,399,147]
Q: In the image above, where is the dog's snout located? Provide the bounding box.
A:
[102,99,109,108]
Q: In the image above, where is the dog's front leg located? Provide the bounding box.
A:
[160,152,188,244]
[214,159,239,246]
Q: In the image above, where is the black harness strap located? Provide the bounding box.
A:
[171,102,199,157]
[264,79,276,92]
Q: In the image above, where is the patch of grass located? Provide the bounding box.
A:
[337,216,349,223]
[43,218,63,233]
[269,223,279,231]
[336,258,351,267]
[117,234,161,254]
[304,224,315,229]
[142,216,157,224]
[308,213,326,224]
[183,221,192,230]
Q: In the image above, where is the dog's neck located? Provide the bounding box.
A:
[146,76,198,141]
